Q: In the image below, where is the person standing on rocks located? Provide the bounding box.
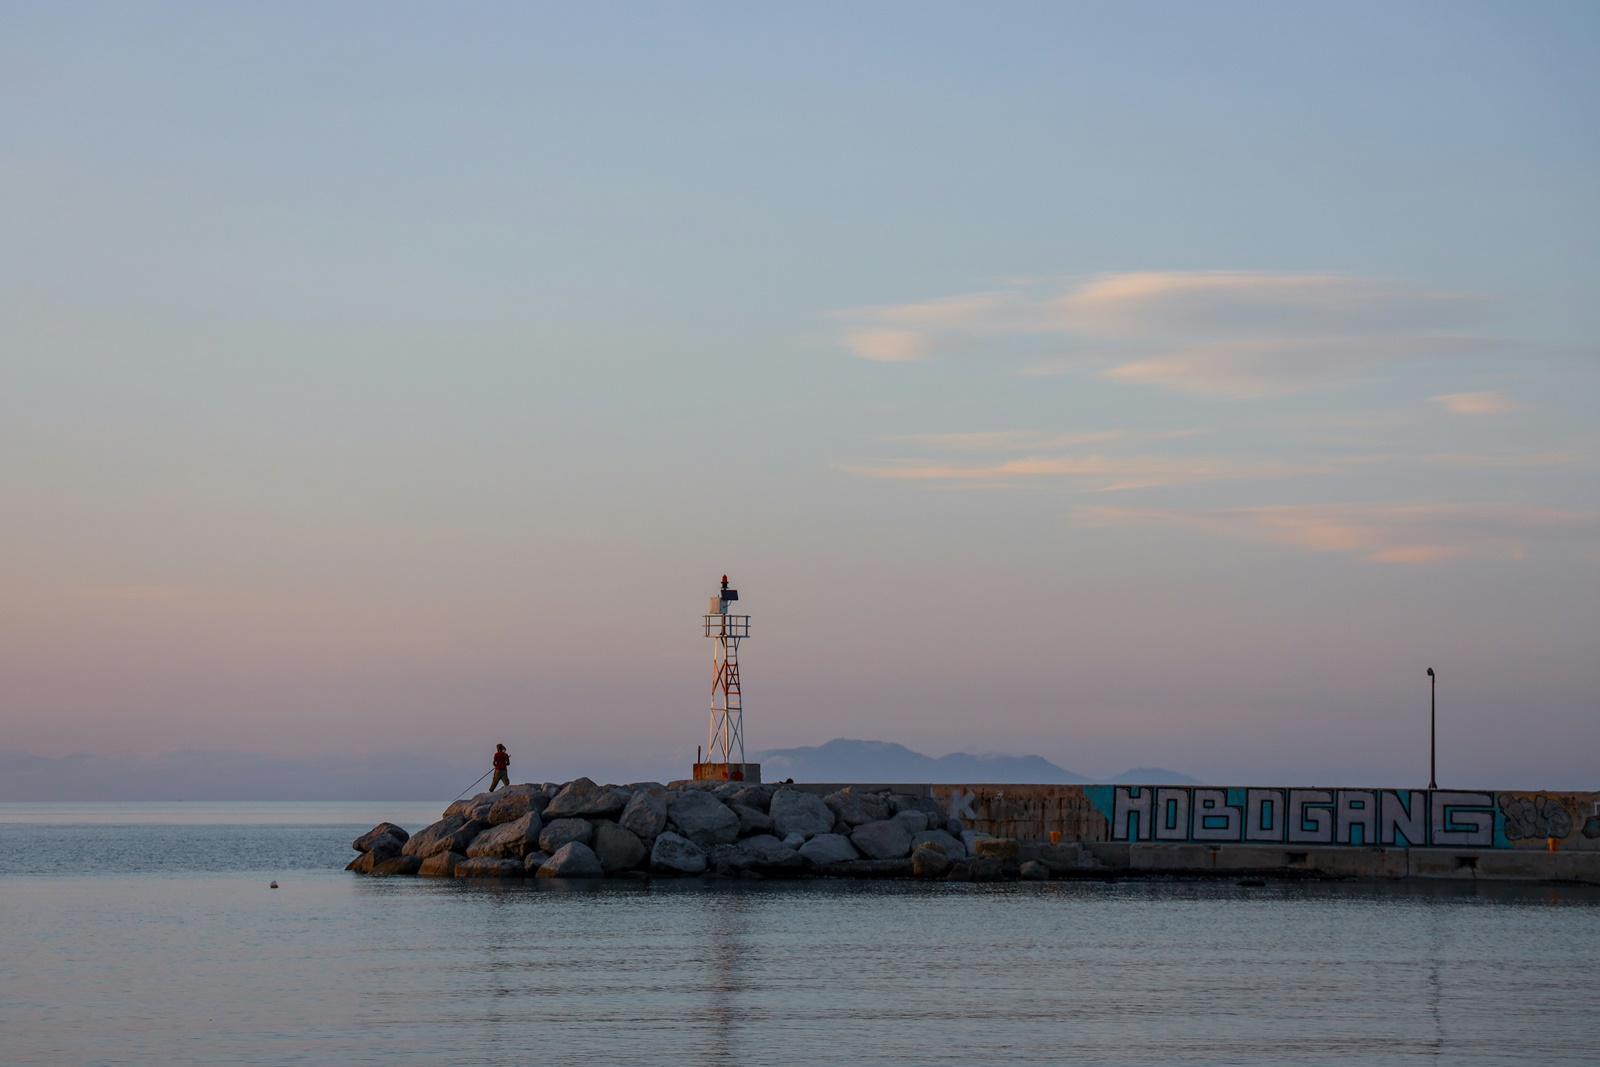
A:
[489,744,511,791]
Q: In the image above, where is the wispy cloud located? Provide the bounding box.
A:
[1431,390,1528,415]
[837,271,1491,397]
[890,428,1200,452]
[836,452,1332,492]
[1425,451,1585,469]
[1081,502,1600,563]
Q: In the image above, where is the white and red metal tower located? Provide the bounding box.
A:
[694,575,761,783]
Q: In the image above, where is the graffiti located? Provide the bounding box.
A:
[1090,786,1499,847]
[1497,793,1573,841]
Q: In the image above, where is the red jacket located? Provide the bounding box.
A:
[493,750,509,769]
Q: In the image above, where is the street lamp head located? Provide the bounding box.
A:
[1426,667,1434,678]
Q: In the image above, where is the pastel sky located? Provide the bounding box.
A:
[4,3,1597,790]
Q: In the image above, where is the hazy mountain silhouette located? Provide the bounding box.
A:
[1103,766,1203,785]
[753,739,1200,785]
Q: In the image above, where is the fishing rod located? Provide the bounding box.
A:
[451,769,493,803]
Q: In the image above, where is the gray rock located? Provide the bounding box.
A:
[370,855,423,876]
[891,810,929,835]
[486,786,543,826]
[709,834,804,874]
[851,819,914,860]
[522,850,552,874]
[973,837,1021,861]
[770,789,835,839]
[346,850,381,873]
[402,816,486,858]
[797,832,859,865]
[738,833,804,872]
[912,843,952,878]
[1019,860,1049,881]
[730,803,774,837]
[466,812,543,858]
[780,832,807,850]
[889,793,946,829]
[591,821,648,873]
[538,817,594,854]
[947,817,965,837]
[650,831,708,875]
[667,790,741,846]
[444,792,497,822]
[729,785,775,812]
[619,788,668,841]
[543,777,626,820]
[825,791,892,828]
[353,822,410,852]
[355,833,405,863]
[912,829,967,859]
[713,782,745,801]
[537,841,604,878]
[418,851,466,878]
[455,857,524,878]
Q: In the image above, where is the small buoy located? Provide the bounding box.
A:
[269,881,278,889]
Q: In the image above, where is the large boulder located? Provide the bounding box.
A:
[353,822,410,853]
[538,817,594,854]
[667,790,741,847]
[466,812,543,858]
[730,803,774,838]
[456,857,524,878]
[486,786,545,826]
[889,793,946,829]
[973,837,1021,861]
[419,851,466,878]
[619,788,669,841]
[1019,860,1049,881]
[522,850,552,874]
[591,821,648,873]
[797,832,859,865]
[912,829,967,859]
[734,834,804,873]
[371,855,423,876]
[346,851,381,873]
[650,831,708,875]
[729,785,775,812]
[444,792,498,822]
[537,842,604,878]
[402,816,485,858]
[780,832,806,850]
[543,777,626,819]
[891,810,929,835]
[912,843,952,879]
[851,819,914,860]
[770,789,835,839]
[825,791,892,828]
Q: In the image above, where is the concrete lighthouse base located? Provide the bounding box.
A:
[693,762,762,783]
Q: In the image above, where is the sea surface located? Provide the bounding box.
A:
[2,802,1597,1066]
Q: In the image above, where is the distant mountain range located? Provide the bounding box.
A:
[752,738,1199,786]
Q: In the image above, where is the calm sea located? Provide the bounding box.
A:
[2,802,1597,1066]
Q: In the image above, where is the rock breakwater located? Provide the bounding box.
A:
[347,777,1095,881]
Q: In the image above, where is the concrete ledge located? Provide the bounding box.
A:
[1079,843,1600,884]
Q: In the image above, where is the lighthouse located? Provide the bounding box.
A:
[694,575,761,783]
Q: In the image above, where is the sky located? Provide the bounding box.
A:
[3,2,1597,795]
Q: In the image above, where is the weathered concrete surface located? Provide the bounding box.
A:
[1078,843,1600,883]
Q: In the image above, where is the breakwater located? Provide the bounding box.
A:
[348,779,1600,883]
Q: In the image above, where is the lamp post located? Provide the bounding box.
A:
[1426,667,1437,790]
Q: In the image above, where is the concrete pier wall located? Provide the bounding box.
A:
[789,782,1600,882]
